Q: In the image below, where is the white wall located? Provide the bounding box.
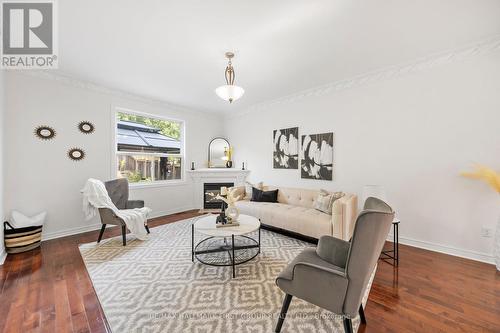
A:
[3,49,499,265]
[225,49,500,264]
[0,70,5,264]
[5,72,224,240]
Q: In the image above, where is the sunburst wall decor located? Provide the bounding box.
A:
[34,126,56,140]
[78,121,95,134]
[68,148,85,161]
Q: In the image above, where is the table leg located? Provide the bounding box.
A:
[395,223,399,265]
[393,223,396,266]
[232,234,235,278]
[258,228,261,254]
[191,224,194,263]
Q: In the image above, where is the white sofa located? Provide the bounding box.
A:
[231,186,358,241]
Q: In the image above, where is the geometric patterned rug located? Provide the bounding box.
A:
[79,217,370,333]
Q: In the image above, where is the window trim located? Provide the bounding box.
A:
[111,106,186,187]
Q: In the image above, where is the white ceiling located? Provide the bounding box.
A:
[58,0,500,113]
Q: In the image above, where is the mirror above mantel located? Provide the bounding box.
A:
[208,137,231,168]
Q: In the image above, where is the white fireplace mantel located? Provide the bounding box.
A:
[187,168,250,209]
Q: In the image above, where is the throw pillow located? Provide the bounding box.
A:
[228,186,245,201]
[11,210,47,228]
[251,188,279,203]
[245,181,263,200]
[313,190,344,214]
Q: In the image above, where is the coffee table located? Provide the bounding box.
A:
[191,214,261,278]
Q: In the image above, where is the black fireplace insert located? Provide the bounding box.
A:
[203,182,234,209]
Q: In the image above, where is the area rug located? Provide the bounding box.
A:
[79,217,370,333]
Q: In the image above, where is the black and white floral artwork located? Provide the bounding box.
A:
[301,132,334,180]
[273,127,299,169]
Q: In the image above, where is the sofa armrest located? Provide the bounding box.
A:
[331,194,358,240]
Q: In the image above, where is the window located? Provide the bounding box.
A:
[115,110,184,184]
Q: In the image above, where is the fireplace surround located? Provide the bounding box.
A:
[187,168,250,210]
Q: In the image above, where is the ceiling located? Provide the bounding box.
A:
[58,0,500,113]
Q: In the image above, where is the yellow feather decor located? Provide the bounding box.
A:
[461,165,500,193]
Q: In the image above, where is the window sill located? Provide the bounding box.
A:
[129,180,187,189]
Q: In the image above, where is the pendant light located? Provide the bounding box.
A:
[215,52,245,103]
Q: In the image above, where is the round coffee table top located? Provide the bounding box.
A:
[194,214,260,237]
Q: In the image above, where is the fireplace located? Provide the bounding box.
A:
[204,182,234,209]
[187,169,250,210]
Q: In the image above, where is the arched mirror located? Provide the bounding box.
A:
[208,137,230,168]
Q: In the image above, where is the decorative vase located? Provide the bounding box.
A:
[226,205,240,223]
[495,216,500,271]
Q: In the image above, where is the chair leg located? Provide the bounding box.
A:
[359,304,367,324]
[145,225,150,234]
[97,224,106,243]
[275,294,293,333]
[343,318,353,333]
[122,225,127,246]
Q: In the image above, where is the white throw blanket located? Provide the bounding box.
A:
[82,178,151,241]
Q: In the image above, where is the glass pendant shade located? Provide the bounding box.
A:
[216,52,244,103]
[215,85,245,103]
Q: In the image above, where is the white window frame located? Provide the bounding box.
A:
[111,106,186,188]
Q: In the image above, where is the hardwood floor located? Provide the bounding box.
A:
[1,210,499,333]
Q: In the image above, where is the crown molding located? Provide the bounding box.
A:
[13,35,500,119]
[228,35,500,119]
[15,70,220,116]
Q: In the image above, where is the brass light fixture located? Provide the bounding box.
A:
[215,52,245,103]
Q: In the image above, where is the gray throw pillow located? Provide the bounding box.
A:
[313,190,344,215]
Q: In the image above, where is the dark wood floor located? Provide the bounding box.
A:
[1,210,499,333]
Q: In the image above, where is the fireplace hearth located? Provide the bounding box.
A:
[204,182,234,209]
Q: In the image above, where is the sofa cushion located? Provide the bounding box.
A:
[270,187,319,209]
[235,200,332,239]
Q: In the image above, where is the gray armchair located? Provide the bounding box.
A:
[275,197,394,333]
[97,178,150,246]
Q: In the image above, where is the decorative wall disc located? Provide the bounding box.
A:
[68,148,85,161]
[78,121,95,134]
[34,126,56,140]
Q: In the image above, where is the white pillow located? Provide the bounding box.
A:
[11,210,46,228]
[245,181,263,200]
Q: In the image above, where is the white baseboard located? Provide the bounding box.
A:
[42,223,103,241]
[387,233,495,265]
[149,205,196,219]
[41,205,197,242]
[0,249,7,265]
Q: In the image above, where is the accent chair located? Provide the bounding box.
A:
[274,197,394,333]
[97,178,150,246]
